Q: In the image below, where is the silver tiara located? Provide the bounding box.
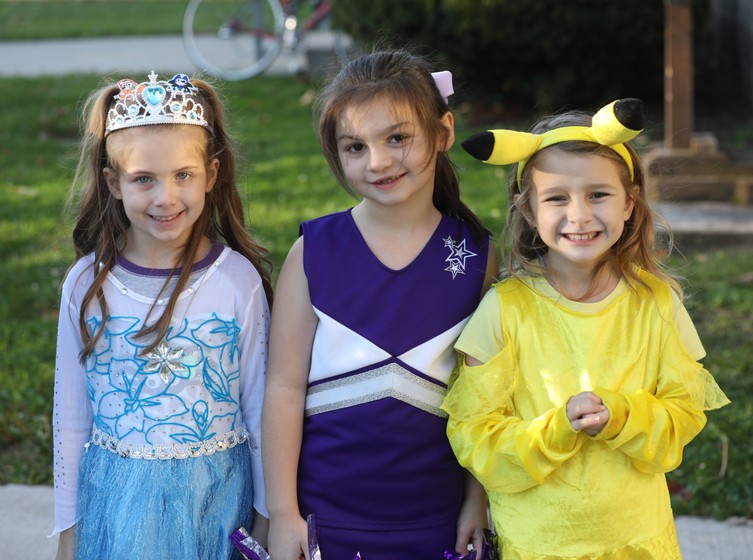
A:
[105,71,208,135]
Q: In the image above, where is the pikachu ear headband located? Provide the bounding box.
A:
[461,98,645,188]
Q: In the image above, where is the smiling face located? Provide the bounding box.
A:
[104,125,219,266]
[335,97,453,211]
[523,148,637,277]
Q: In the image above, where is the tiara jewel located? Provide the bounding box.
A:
[105,71,208,135]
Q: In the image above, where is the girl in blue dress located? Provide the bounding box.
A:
[52,72,272,560]
[263,51,499,559]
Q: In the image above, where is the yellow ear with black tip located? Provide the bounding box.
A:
[461,130,543,165]
[461,98,644,185]
[591,98,644,146]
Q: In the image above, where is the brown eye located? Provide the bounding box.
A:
[346,143,366,153]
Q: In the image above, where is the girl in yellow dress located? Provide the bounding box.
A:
[442,99,729,559]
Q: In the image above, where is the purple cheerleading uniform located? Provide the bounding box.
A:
[297,209,489,559]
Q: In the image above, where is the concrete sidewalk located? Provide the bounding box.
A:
[3,484,753,559]
[0,35,198,77]
[0,33,339,78]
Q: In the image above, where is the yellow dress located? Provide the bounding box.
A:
[442,271,729,560]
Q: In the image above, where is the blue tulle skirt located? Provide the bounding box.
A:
[74,441,254,560]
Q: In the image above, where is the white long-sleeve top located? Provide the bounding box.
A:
[52,245,269,533]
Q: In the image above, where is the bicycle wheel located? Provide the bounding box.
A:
[183,0,285,81]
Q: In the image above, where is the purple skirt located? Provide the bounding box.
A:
[315,517,458,560]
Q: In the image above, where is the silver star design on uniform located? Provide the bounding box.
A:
[142,340,187,383]
[445,260,464,279]
[445,239,478,270]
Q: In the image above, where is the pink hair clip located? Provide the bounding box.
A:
[431,70,454,104]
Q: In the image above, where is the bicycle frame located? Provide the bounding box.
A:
[219,1,330,42]
[183,0,341,81]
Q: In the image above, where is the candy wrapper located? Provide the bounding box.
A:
[230,527,271,560]
[307,514,361,560]
[443,529,499,560]
[307,513,323,560]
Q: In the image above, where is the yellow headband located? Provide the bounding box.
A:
[461,98,644,187]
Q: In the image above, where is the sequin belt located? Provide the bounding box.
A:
[86,426,251,460]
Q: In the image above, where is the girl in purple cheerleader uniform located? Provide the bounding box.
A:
[262,50,499,559]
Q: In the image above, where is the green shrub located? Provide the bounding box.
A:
[333,0,729,116]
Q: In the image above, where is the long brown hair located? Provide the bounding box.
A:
[315,50,489,244]
[66,76,273,362]
[504,108,682,299]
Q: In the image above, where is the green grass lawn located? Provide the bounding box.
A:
[0,0,186,40]
[0,0,320,40]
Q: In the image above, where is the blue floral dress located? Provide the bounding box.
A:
[52,244,269,559]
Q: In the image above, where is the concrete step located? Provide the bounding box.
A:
[655,202,753,252]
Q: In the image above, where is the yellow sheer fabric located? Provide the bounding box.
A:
[495,517,682,560]
[442,271,729,559]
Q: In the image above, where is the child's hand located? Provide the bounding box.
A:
[267,513,309,559]
[455,476,489,554]
[566,391,609,436]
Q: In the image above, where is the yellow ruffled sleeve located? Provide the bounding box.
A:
[593,318,730,474]
[442,348,583,494]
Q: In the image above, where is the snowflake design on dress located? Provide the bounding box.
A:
[443,235,478,279]
[143,339,188,383]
